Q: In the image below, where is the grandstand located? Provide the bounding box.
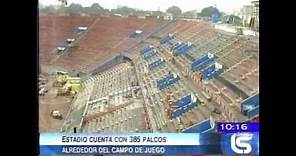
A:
[39,13,259,133]
[39,14,169,72]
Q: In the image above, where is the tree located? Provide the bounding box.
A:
[182,11,196,18]
[56,5,67,13]
[166,6,182,17]
[91,3,103,10]
[67,3,83,13]
[199,6,221,17]
[151,10,166,16]
[85,3,104,13]
[40,5,56,13]
[115,6,137,15]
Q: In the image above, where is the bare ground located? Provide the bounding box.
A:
[39,76,73,132]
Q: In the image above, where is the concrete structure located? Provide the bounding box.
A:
[240,5,253,27]
[39,14,259,133]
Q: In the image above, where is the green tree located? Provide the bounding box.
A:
[116,6,137,15]
[200,6,221,17]
[67,3,83,13]
[56,5,67,13]
[182,11,196,18]
[84,3,104,13]
[91,3,103,10]
[151,10,166,16]
[40,5,56,13]
[166,6,182,17]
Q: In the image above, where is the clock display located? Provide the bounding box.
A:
[217,122,259,133]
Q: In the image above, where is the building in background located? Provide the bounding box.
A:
[252,0,259,30]
[240,5,253,27]
[239,0,259,31]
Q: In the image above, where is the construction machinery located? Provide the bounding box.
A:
[57,86,71,96]
[51,110,63,120]
[54,72,81,96]
[53,75,69,87]
[57,80,81,96]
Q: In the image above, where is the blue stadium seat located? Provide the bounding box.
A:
[191,54,214,71]
[201,64,223,80]
[171,98,198,118]
[241,94,259,118]
[160,34,174,44]
[148,58,165,70]
[246,105,259,118]
[143,49,157,59]
[173,42,185,50]
[172,95,192,108]
[157,74,180,90]
[175,43,187,51]
[140,45,153,54]
[182,119,213,133]
[174,44,193,55]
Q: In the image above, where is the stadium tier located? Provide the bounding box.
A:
[40,14,259,133]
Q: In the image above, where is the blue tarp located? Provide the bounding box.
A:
[212,14,221,23]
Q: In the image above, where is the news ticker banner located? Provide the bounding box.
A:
[40,133,259,155]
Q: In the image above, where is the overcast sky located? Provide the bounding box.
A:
[39,0,253,13]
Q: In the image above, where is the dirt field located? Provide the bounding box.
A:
[39,76,73,132]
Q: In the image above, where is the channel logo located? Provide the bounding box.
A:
[221,132,259,155]
[231,133,252,154]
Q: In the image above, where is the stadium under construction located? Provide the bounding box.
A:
[39,13,259,133]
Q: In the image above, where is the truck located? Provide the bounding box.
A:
[51,110,63,120]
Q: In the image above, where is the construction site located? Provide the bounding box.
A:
[39,2,259,133]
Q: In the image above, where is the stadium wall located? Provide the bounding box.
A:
[90,54,132,75]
